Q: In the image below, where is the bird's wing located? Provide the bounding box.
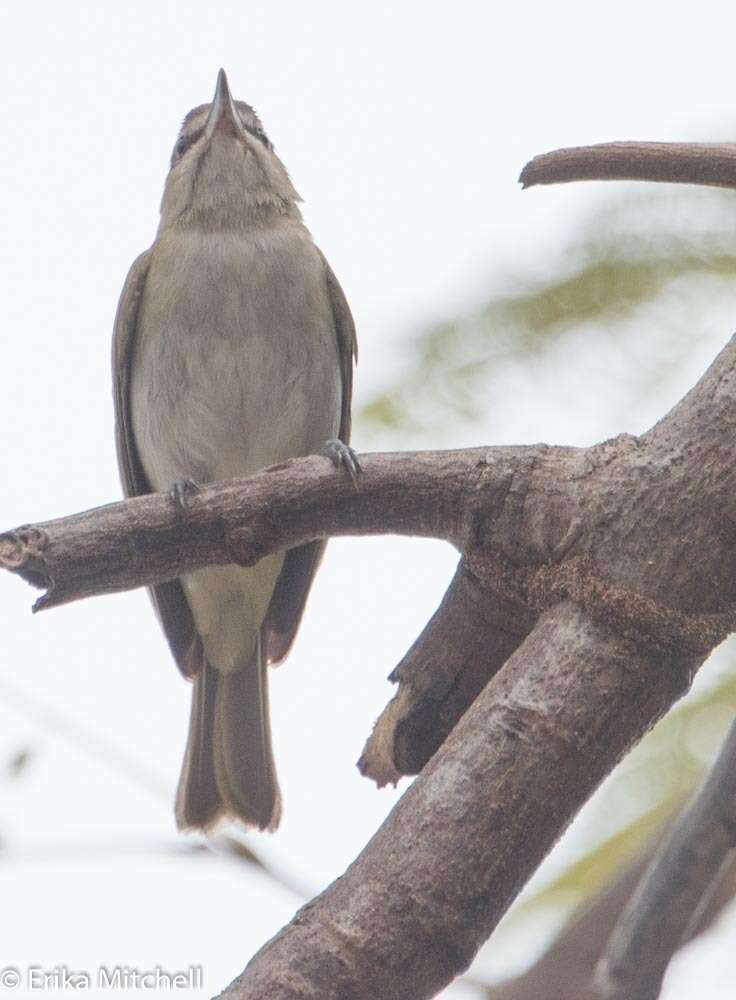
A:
[112,249,203,678]
[263,254,357,664]
[323,251,358,443]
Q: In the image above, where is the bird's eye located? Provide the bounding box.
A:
[170,128,203,167]
[248,126,272,150]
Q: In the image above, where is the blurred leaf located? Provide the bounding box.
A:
[359,189,736,442]
[5,747,33,780]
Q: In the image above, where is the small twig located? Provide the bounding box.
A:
[593,718,736,1000]
[520,141,736,191]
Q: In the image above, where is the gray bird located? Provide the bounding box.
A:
[112,70,357,833]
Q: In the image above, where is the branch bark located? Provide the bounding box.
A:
[358,562,536,785]
[519,141,736,190]
[592,719,736,1000]
[217,603,695,1000]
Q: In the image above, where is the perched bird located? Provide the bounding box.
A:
[112,70,357,833]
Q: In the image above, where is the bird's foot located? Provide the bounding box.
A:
[321,439,361,488]
[169,477,200,510]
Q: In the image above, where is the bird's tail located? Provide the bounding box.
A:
[175,636,281,833]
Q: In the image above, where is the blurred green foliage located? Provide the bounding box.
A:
[359,189,736,442]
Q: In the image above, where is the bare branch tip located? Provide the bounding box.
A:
[31,590,56,614]
[357,743,401,789]
[518,163,535,189]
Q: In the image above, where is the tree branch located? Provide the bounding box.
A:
[4,339,736,792]
[592,718,736,1000]
[358,560,536,785]
[0,448,524,611]
[214,329,736,996]
[519,141,736,190]
[218,603,697,1000]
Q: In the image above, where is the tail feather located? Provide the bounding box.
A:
[214,637,282,831]
[175,662,221,831]
[175,636,281,833]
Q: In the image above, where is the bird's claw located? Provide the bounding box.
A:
[321,439,361,488]
[170,477,200,510]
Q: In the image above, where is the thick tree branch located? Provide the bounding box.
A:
[592,718,736,1000]
[218,603,697,1000]
[214,330,736,996]
[216,139,736,996]
[360,332,736,782]
[519,141,736,190]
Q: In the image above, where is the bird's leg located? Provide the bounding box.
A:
[321,439,362,488]
[169,477,200,510]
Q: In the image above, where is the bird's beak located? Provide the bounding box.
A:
[204,69,242,140]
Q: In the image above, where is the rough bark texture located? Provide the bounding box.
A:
[218,604,693,1000]
[4,316,736,998]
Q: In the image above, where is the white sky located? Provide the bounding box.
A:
[2,1,736,997]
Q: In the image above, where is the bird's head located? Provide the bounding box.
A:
[159,69,301,230]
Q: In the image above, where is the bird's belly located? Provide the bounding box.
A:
[135,333,336,489]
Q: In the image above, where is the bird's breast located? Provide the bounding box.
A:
[130,224,342,491]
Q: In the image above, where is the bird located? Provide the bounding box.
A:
[112,69,358,834]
